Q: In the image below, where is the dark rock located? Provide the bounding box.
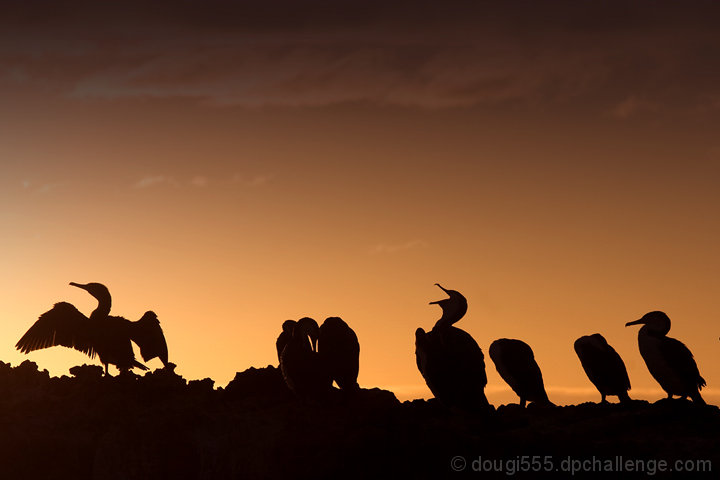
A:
[0,359,716,479]
[69,364,104,380]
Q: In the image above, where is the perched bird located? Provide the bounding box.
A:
[16,282,169,375]
[489,338,553,407]
[276,320,297,364]
[626,311,706,405]
[318,316,360,391]
[415,284,490,411]
[279,317,331,399]
[574,334,631,404]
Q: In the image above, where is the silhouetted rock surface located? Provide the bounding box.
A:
[0,361,717,479]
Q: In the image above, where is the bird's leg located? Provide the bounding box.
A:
[520,398,526,408]
[104,363,109,376]
[600,394,608,404]
[667,393,673,399]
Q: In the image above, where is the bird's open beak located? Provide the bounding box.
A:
[625,319,644,327]
[69,282,88,290]
[430,283,449,304]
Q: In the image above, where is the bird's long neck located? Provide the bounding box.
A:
[434,312,456,330]
[90,296,111,320]
[433,303,467,330]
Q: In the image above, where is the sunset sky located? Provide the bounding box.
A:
[2,1,719,405]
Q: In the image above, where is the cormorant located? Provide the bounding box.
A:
[626,311,706,405]
[318,316,360,391]
[574,333,631,404]
[489,338,553,407]
[16,282,169,375]
[279,317,332,398]
[415,284,490,411]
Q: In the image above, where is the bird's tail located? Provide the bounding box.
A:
[133,360,149,371]
[691,390,706,406]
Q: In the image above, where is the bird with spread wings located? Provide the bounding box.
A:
[16,282,169,375]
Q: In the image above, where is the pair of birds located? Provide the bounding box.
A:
[416,285,707,409]
[415,284,552,410]
[15,282,169,375]
[276,316,360,398]
[564,312,705,405]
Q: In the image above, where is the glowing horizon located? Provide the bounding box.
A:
[2,1,719,407]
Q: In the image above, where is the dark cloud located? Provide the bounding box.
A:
[1,1,719,111]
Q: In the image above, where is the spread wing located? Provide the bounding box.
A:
[16,302,96,358]
[129,311,168,366]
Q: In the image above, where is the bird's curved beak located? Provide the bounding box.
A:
[69,282,88,290]
[430,283,449,304]
[625,319,644,327]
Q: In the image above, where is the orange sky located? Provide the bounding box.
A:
[1,1,719,405]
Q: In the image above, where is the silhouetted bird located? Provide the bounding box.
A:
[626,311,706,405]
[415,284,490,411]
[276,320,297,364]
[279,317,332,399]
[318,316,360,391]
[489,338,554,407]
[16,282,169,375]
[574,334,631,404]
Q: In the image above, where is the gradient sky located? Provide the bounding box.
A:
[2,1,719,405]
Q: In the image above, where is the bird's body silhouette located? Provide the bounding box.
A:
[574,334,631,404]
[415,284,489,411]
[16,282,169,375]
[279,317,332,398]
[318,316,360,391]
[276,320,297,364]
[489,338,553,407]
[626,311,705,405]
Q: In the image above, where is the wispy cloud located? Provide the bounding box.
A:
[4,2,720,113]
[21,180,62,194]
[190,175,209,188]
[231,173,273,187]
[132,173,272,189]
[609,95,658,119]
[133,175,179,189]
[371,239,428,255]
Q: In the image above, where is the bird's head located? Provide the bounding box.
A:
[322,316,346,329]
[429,283,468,327]
[281,320,297,334]
[295,317,320,351]
[138,311,160,325]
[70,282,111,305]
[625,311,671,336]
